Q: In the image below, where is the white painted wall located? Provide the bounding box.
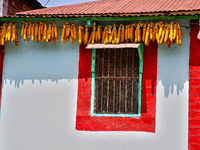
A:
[0,0,8,16]
[0,0,3,16]
[0,23,189,150]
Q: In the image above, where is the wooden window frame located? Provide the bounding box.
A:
[90,44,144,117]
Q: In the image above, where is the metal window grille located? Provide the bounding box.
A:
[94,48,139,114]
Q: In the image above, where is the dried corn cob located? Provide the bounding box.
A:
[142,23,147,42]
[120,24,125,43]
[125,25,129,43]
[97,25,102,43]
[116,25,121,44]
[84,25,89,45]
[78,25,84,46]
[130,23,135,43]
[145,23,150,46]
[169,22,174,42]
[164,24,169,44]
[61,23,66,42]
[73,24,77,41]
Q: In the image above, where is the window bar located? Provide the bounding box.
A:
[113,49,116,113]
[125,49,128,113]
[107,49,110,113]
[131,49,135,113]
[101,50,105,113]
[119,49,122,113]
[95,50,99,113]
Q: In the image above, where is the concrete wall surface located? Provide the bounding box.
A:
[0,24,189,150]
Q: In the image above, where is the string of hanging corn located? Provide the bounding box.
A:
[0,22,18,47]
[1,21,184,49]
[21,21,59,44]
[85,22,184,48]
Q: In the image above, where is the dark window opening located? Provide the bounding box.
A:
[94,48,139,114]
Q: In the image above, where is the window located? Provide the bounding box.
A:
[76,42,157,132]
[90,44,144,117]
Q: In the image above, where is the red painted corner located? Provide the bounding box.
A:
[189,20,200,149]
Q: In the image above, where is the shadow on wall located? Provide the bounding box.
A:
[157,27,190,98]
[3,35,79,88]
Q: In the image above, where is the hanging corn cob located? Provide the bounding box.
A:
[142,23,147,42]
[130,23,135,43]
[149,22,154,41]
[116,25,122,44]
[120,24,125,43]
[145,23,150,46]
[84,25,89,45]
[113,24,117,44]
[125,25,129,43]
[0,22,18,46]
[169,22,174,42]
[107,25,112,44]
[97,25,102,43]
[137,22,142,42]
[78,25,84,46]
[101,26,106,44]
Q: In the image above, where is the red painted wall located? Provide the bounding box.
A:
[76,41,158,132]
[188,20,200,150]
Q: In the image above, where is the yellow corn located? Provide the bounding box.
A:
[173,23,177,40]
[47,23,52,40]
[11,23,16,42]
[97,25,102,43]
[142,23,147,42]
[21,22,25,38]
[102,27,106,43]
[61,23,66,42]
[169,22,174,42]
[145,24,150,46]
[164,25,169,44]
[78,25,83,46]
[125,25,128,43]
[87,33,92,45]
[72,24,77,41]
[121,25,125,43]
[84,25,89,45]
[137,23,142,42]
[159,25,166,44]
[116,25,121,44]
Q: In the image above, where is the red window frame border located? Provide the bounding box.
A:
[76,41,157,132]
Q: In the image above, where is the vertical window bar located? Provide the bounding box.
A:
[95,50,99,113]
[113,49,116,113]
[131,49,135,113]
[101,50,105,113]
[107,49,110,113]
[125,49,128,113]
[119,49,122,113]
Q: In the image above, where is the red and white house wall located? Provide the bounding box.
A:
[0,19,199,150]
